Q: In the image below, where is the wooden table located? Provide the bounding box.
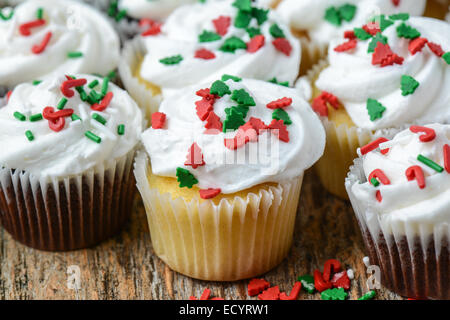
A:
[0,171,402,300]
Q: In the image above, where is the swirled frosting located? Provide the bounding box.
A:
[314,17,450,130]
[0,0,120,87]
[350,123,450,227]
[141,77,325,195]
[119,0,197,20]
[0,74,143,178]
[276,0,426,46]
[139,0,301,94]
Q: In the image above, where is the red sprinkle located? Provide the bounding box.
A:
[331,271,351,290]
[272,38,292,56]
[314,270,332,292]
[248,279,270,296]
[32,31,52,54]
[268,119,289,143]
[376,190,383,202]
[6,90,12,102]
[60,78,87,98]
[195,48,216,60]
[248,117,268,135]
[344,30,356,39]
[199,188,221,200]
[213,16,231,36]
[279,282,302,300]
[444,144,450,173]
[185,142,206,169]
[408,37,428,55]
[19,19,46,36]
[266,97,292,109]
[141,23,162,36]
[224,123,258,150]
[42,106,74,132]
[195,98,214,121]
[427,42,445,57]
[196,88,218,100]
[151,112,166,129]
[334,39,357,52]
[360,137,390,155]
[323,259,342,282]
[312,91,340,117]
[372,42,404,67]
[139,18,157,27]
[369,169,391,185]
[363,22,381,36]
[204,111,223,133]
[247,34,265,53]
[91,92,114,112]
[392,0,400,6]
[410,125,436,142]
[200,289,211,300]
[258,286,280,300]
[406,166,426,189]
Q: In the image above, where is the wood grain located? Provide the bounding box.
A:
[0,171,403,300]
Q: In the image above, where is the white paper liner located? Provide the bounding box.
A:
[119,36,162,120]
[0,148,136,251]
[346,152,450,299]
[298,36,328,75]
[134,151,304,281]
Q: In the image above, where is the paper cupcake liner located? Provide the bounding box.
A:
[134,151,303,281]
[119,37,162,120]
[297,36,328,76]
[424,0,450,20]
[0,150,136,251]
[346,157,450,299]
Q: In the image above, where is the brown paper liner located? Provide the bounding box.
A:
[346,158,450,299]
[134,151,303,281]
[0,150,136,251]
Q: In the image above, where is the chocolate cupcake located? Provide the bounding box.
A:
[346,123,449,299]
[0,74,143,251]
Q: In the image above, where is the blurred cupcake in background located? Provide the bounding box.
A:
[119,0,301,119]
[304,16,450,199]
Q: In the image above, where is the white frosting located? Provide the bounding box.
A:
[351,123,450,227]
[139,0,301,94]
[0,74,143,178]
[119,0,197,20]
[276,0,426,46]
[315,17,450,130]
[141,78,325,194]
[0,0,120,87]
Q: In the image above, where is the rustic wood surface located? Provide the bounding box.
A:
[0,171,403,300]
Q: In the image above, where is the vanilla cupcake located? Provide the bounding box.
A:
[0,0,120,89]
[305,16,450,199]
[0,74,143,251]
[135,76,325,280]
[119,0,301,118]
[346,123,450,299]
[265,0,427,73]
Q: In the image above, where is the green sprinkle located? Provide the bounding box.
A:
[29,113,43,122]
[269,23,285,38]
[92,113,107,125]
[321,288,348,300]
[339,4,357,22]
[71,114,81,121]
[115,9,127,22]
[234,10,252,29]
[32,80,42,85]
[223,107,245,132]
[108,0,118,17]
[198,30,221,42]
[272,108,292,125]
[231,89,256,106]
[14,111,26,121]
[297,275,315,293]
[358,290,376,300]
[246,27,261,38]
[67,51,83,58]
[159,55,183,65]
[89,90,102,103]
[324,7,341,26]
[219,36,247,53]
[442,52,450,65]
[225,105,249,118]
[268,77,289,87]
[210,80,231,97]
[85,131,101,143]
[0,9,14,21]
[367,98,386,121]
[417,154,444,173]
[107,70,116,80]
[221,74,242,82]
[389,13,409,21]
[371,15,394,31]
[396,23,421,39]
[117,124,125,135]
[176,167,198,189]
[232,0,252,12]
[88,79,99,89]
[401,75,419,96]
[370,177,380,187]
[57,97,68,110]
[25,130,34,142]
[36,7,43,20]
[354,28,372,40]
[251,7,269,25]
[101,77,109,95]
[76,86,88,101]
[368,32,387,53]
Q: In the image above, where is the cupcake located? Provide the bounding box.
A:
[135,76,325,280]
[0,74,143,251]
[119,0,301,118]
[346,123,450,299]
[305,16,450,199]
[0,0,120,90]
[271,0,427,73]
